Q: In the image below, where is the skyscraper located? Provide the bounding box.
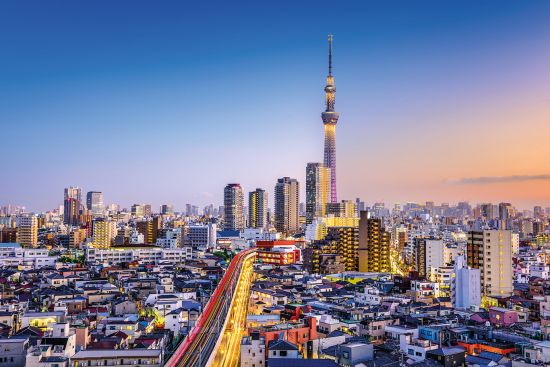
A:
[64,186,82,226]
[274,177,300,235]
[86,191,104,214]
[306,162,331,224]
[248,188,268,229]
[224,183,244,231]
[321,35,339,203]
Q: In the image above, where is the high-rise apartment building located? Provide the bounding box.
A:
[86,191,104,214]
[70,228,88,248]
[274,177,300,235]
[358,212,391,273]
[17,215,38,247]
[64,187,82,226]
[92,218,117,248]
[467,229,513,296]
[305,162,331,224]
[326,200,356,218]
[248,188,268,229]
[136,216,162,244]
[0,228,17,243]
[303,226,358,273]
[184,223,217,249]
[224,184,244,231]
[414,237,445,280]
[321,35,339,203]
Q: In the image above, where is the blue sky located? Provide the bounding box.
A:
[1,0,549,211]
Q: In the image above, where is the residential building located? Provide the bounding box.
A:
[92,218,116,248]
[305,162,331,224]
[64,187,82,226]
[451,255,481,310]
[185,223,217,249]
[414,238,444,280]
[224,183,244,231]
[358,212,390,273]
[467,230,513,296]
[240,331,265,367]
[136,217,162,244]
[274,177,300,235]
[70,349,162,367]
[248,188,268,229]
[16,215,38,247]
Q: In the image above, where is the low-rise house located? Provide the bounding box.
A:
[240,331,265,367]
[335,341,373,367]
[268,339,300,359]
[21,312,65,332]
[489,307,518,327]
[359,317,399,344]
[426,347,466,367]
[0,337,29,367]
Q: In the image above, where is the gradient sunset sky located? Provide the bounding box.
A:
[1,0,549,211]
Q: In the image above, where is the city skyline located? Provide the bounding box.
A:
[1,1,549,211]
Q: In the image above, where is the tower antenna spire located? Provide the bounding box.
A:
[328,34,333,76]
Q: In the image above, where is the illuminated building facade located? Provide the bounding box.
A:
[136,216,162,244]
[248,188,268,229]
[92,218,117,248]
[358,212,391,272]
[305,216,359,241]
[326,200,356,218]
[321,35,339,203]
[256,240,301,265]
[467,230,513,296]
[305,162,331,224]
[17,215,38,247]
[303,226,358,273]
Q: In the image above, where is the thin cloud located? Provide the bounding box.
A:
[449,174,550,185]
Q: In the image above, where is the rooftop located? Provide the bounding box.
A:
[72,349,162,359]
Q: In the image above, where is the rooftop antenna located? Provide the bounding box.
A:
[328,34,333,76]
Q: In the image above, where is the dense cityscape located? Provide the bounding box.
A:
[2,2,550,367]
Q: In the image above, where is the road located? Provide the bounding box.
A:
[164,249,256,367]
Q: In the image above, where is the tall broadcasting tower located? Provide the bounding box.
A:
[321,34,339,203]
